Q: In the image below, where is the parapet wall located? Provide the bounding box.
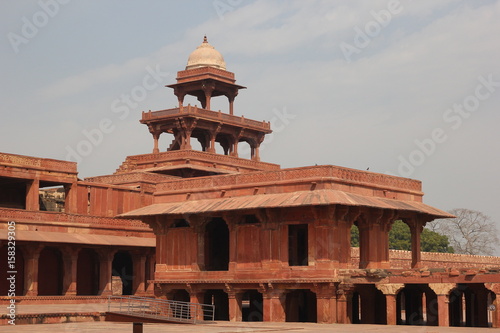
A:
[351,247,500,269]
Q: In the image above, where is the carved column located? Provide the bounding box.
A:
[98,249,116,296]
[337,284,355,324]
[23,244,43,296]
[64,182,78,214]
[132,252,147,295]
[428,283,456,327]
[262,286,286,322]
[335,206,358,268]
[404,215,431,269]
[201,81,215,110]
[188,285,205,321]
[313,206,337,270]
[227,287,243,322]
[485,283,500,328]
[357,208,384,269]
[376,283,404,325]
[314,283,337,323]
[62,246,79,296]
[26,178,39,211]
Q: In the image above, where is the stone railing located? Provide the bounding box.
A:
[0,207,150,230]
[177,66,235,80]
[115,150,281,174]
[141,105,271,131]
[155,165,422,193]
[0,152,77,174]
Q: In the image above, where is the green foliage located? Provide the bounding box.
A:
[349,220,454,253]
[351,225,359,247]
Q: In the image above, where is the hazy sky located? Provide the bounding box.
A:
[1,1,499,243]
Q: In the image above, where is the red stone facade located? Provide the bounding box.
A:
[1,37,500,328]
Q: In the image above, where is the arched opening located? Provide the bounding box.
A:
[0,245,25,296]
[285,289,317,322]
[204,218,229,271]
[397,284,437,326]
[353,284,387,324]
[242,290,263,322]
[77,248,100,295]
[204,289,229,321]
[238,140,252,160]
[112,251,133,295]
[215,133,233,155]
[449,284,490,327]
[38,247,63,295]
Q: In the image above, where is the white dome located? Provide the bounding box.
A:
[186,36,226,70]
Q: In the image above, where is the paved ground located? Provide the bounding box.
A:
[3,321,500,333]
[3,303,500,332]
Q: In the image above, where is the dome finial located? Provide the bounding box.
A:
[203,35,208,43]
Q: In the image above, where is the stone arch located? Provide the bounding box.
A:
[112,251,133,295]
[0,245,25,296]
[38,246,64,296]
[204,217,229,271]
[449,284,490,327]
[397,284,438,326]
[76,248,100,295]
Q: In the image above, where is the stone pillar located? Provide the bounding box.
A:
[152,132,161,154]
[315,283,337,324]
[189,289,205,321]
[62,247,79,296]
[357,209,383,269]
[23,244,42,296]
[263,289,286,322]
[146,252,156,294]
[428,283,455,327]
[337,285,354,324]
[485,283,500,328]
[376,283,404,325]
[98,249,116,296]
[227,290,243,322]
[404,216,430,269]
[64,182,78,214]
[25,179,39,211]
[132,252,147,295]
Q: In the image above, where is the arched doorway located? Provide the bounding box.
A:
[77,248,100,295]
[397,284,437,326]
[205,218,229,271]
[204,289,229,321]
[242,290,263,322]
[38,247,63,295]
[285,289,317,322]
[112,251,133,295]
[0,245,25,296]
[449,284,490,327]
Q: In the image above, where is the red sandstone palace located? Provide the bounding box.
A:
[2,37,500,327]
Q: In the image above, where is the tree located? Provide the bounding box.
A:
[427,208,499,256]
[350,220,454,253]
